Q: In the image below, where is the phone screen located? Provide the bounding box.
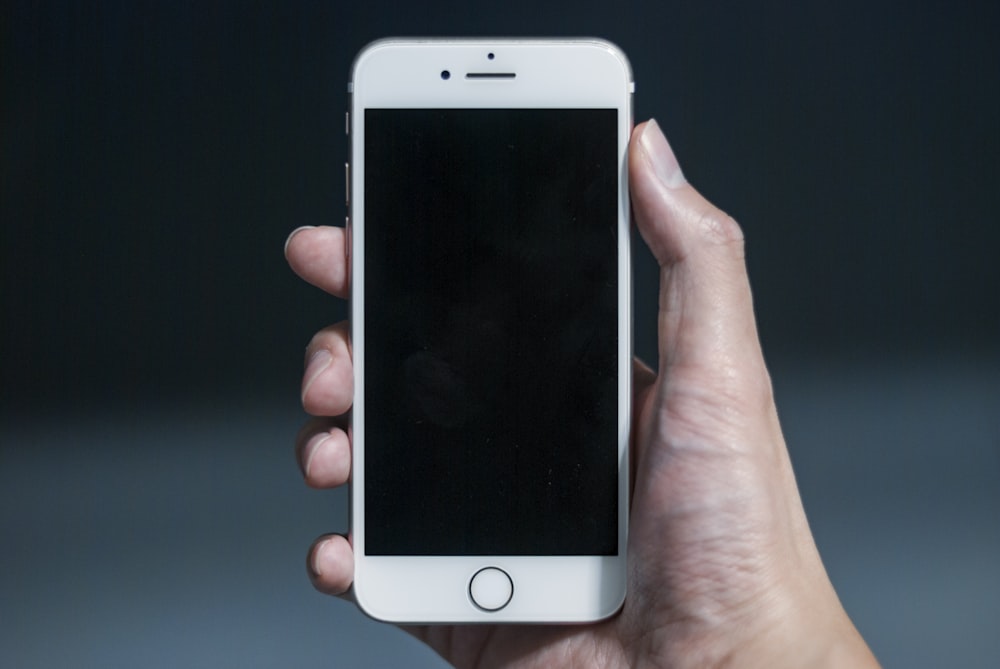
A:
[363,108,619,556]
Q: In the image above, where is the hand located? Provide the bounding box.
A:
[285,120,879,668]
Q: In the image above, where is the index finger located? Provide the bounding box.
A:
[285,225,349,298]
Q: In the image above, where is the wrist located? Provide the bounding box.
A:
[734,588,880,669]
[652,580,879,669]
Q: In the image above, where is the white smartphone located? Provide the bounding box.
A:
[348,38,632,623]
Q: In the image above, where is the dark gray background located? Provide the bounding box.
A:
[2,1,998,667]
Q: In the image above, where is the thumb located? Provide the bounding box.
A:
[629,120,766,384]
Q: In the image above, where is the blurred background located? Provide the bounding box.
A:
[2,1,998,667]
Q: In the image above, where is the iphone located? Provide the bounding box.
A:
[348,38,632,623]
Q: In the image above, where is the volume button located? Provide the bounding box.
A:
[345,162,350,206]
[345,111,350,136]
[345,215,351,259]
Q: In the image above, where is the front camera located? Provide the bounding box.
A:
[487,52,495,60]
[440,70,451,80]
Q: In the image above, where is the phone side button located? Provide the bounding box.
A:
[344,216,350,259]
[468,567,513,612]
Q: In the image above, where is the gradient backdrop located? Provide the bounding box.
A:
[2,1,998,667]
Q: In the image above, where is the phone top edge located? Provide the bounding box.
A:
[349,37,633,91]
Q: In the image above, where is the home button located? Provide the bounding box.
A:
[469,567,513,612]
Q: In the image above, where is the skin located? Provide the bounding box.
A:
[286,120,881,668]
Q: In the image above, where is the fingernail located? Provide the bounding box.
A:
[639,119,686,189]
[301,431,332,479]
[284,225,316,256]
[301,348,332,402]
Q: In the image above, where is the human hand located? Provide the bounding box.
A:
[285,119,879,668]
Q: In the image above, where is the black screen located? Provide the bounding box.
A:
[364,108,619,555]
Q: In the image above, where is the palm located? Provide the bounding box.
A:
[410,619,619,669]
